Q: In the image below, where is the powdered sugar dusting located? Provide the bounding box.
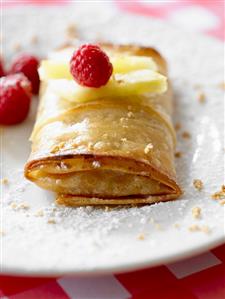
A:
[1,5,224,275]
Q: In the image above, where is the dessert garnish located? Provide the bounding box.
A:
[9,53,40,94]
[70,44,113,88]
[0,73,31,125]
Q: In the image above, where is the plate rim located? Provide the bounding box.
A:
[2,7,224,277]
[2,235,224,277]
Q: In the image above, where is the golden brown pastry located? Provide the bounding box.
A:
[24,43,182,206]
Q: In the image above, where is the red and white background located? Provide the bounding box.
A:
[1,1,224,298]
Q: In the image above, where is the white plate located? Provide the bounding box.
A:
[1,4,224,276]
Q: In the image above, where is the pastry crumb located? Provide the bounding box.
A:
[193,179,203,191]
[104,206,110,212]
[182,131,191,139]
[211,185,225,200]
[10,202,18,210]
[175,122,181,131]
[154,223,162,230]
[0,230,5,236]
[12,42,22,51]
[1,178,8,184]
[144,143,153,154]
[19,202,30,210]
[47,218,56,224]
[192,206,201,219]
[120,117,127,123]
[201,225,210,234]
[188,224,201,232]
[218,82,225,90]
[35,209,44,217]
[92,161,101,168]
[127,111,134,118]
[30,35,38,44]
[173,223,180,229]
[137,233,145,240]
[189,224,210,234]
[50,145,60,154]
[87,142,94,151]
[66,23,78,38]
[175,151,182,158]
[121,137,127,142]
[197,92,206,103]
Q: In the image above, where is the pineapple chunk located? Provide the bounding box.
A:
[39,60,73,80]
[39,55,158,80]
[111,55,157,73]
[49,69,167,103]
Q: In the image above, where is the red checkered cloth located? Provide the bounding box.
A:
[0,244,224,298]
[1,1,224,298]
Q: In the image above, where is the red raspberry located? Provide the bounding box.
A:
[9,54,40,94]
[0,59,5,77]
[0,73,32,125]
[70,44,113,88]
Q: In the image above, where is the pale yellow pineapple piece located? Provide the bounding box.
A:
[49,69,167,103]
[39,55,158,80]
[39,60,73,80]
[111,55,158,73]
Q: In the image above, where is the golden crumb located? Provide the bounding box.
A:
[19,202,30,210]
[120,117,126,123]
[0,230,5,236]
[193,179,203,191]
[10,202,18,210]
[35,209,44,217]
[218,82,225,90]
[154,223,162,230]
[182,131,191,139]
[50,145,60,154]
[188,224,201,232]
[50,142,65,154]
[144,143,153,154]
[197,92,206,103]
[173,223,180,228]
[66,24,78,38]
[192,206,201,219]
[12,42,22,51]
[92,161,101,168]
[188,224,210,233]
[30,35,38,44]
[201,225,210,234]
[104,206,109,212]
[175,151,182,158]
[127,111,134,118]
[121,138,127,142]
[47,218,56,224]
[1,178,8,184]
[175,122,181,131]
[211,185,225,200]
[137,233,145,240]
[117,79,124,84]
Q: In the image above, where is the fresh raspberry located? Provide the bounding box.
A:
[9,54,40,94]
[70,44,113,88]
[0,73,32,125]
[0,59,5,77]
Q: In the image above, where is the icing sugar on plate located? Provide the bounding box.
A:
[1,4,224,275]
